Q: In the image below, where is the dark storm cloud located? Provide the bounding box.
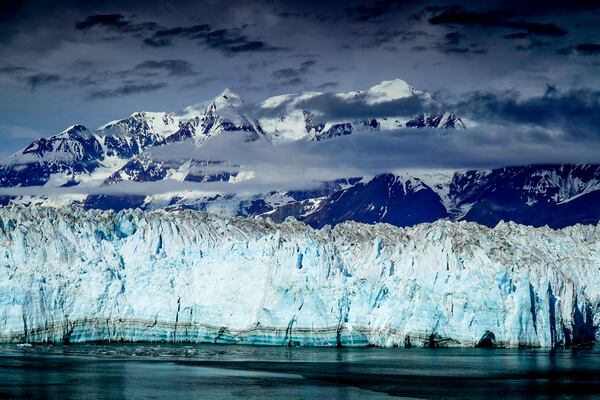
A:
[54,59,194,93]
[87,81,166,100]
[557,43,600,56]
[0,0,23,23]
[0,65,29,75]
[75,14,128,30]
[272,60,316,85]
[203,29,282,54]
[133,60,195,77]
[411,45,428,52]
[75,14,160,37]
[515,40,549,51]
[25,73,61,90]
[356,29,432,48]
[428,6,568,37]
[76,13,283,54]
[504,32,529,39]
[37,58,195,92]
[344,0,406,22]
[145,23,283,53]
[143,24,211,47]
[452,87,600,138]
[433,31,487,55]
[316,81,339,90]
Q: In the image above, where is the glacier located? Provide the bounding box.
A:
[0,206,597,348]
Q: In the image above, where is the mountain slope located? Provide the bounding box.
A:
[266,174,448,227]
[265,165,600,229]
[453,165,600,228]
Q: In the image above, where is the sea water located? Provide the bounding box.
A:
[1,344,599,399]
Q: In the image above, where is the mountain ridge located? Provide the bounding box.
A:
[1,79,599,230]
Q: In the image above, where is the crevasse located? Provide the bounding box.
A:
[0,206,597,348]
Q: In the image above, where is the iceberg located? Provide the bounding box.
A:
[0,206,597,348]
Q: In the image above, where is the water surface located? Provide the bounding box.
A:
[0,344,599,399]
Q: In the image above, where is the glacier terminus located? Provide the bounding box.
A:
[0,206,597,348]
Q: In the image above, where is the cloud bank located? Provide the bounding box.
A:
[4,121,600,197]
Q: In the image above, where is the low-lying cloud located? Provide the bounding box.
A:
[256,91,438,122]
[5,122,600,197]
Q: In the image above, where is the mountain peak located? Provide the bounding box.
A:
[211,88,243,109]
[365,79,415,104]
[60,124,88,136]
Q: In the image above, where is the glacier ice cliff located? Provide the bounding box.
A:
[0,206,598,348]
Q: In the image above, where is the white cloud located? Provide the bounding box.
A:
[0,124,43,139]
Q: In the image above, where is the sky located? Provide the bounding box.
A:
[0,0,599,159]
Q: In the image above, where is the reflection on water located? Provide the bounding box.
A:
[0,344,599,399]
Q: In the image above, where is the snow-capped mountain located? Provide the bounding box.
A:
[99,90,264,186]
[0,79,458,189]
[0,207,597,347]
[0,111,183,189]
[1,79,600,230]
[0,88,267,190]
[259,79,464,142]
[0,79,462,204]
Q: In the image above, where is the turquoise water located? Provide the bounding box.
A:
[0,344,599,399]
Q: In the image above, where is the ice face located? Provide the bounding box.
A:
[0,206,597,348]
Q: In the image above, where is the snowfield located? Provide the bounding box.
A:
[0,206,597,348]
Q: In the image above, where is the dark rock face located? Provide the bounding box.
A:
[314,123,353,141]
[291,174,448,228]
[405,113,465,129]
[84,195,146,211]
[105,159,170,184]
[475,331,497,348]
[0,159,103,188]
[405,113,427,128]
[265,165,600,229]
[22,125,103,162]
[103,135,140,159]
[425,333,452,348]
[160,120,197,145]
[287,179,361,202]
[303,110,325,135]
[361,118,380,129]
[239,199,272,216]
[452,165,600,229]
